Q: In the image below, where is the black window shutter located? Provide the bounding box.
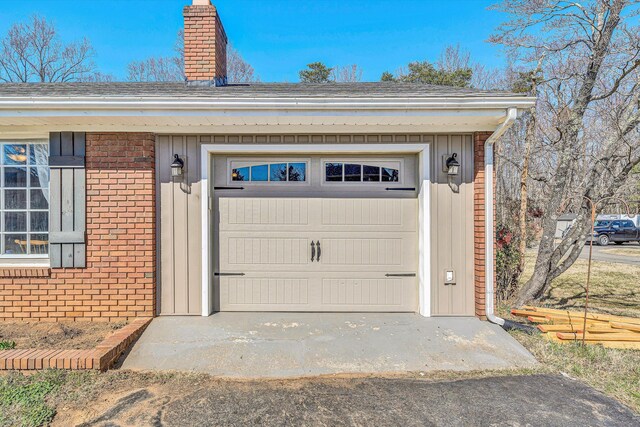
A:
[49,132,86,268]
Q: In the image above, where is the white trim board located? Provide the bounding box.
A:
[200,143,432,317]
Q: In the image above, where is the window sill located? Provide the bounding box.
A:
[0,259,51,278]
[0,267,51,278]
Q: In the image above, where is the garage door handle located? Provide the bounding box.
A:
[316,241,321,262]
[310,241,316,262]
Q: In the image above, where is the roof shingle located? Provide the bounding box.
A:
[0,82,522,98]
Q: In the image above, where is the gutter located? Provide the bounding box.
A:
[484,107,518,328]
[0,95,536,112]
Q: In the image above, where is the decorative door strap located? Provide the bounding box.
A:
[385,273,416,277]
[214,186,245,190]
[385,187,416,191]
[214,272,245,276]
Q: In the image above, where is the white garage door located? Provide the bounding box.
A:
[218,197,418,312]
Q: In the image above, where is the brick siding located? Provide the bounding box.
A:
[183,3,228,83]
[473,131,494,319]
[0,133,156,321]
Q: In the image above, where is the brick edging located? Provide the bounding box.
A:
[0,317,151,371]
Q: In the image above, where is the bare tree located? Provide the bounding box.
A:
[227,45,259,83]
[128,29,258,83]
[491,0,640,306]
[127,57,182,82]
[331,64,363,82]
[0,15,97,82]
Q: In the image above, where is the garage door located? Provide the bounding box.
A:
[218,197,418,312]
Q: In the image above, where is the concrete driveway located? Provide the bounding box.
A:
[121,313,536,377]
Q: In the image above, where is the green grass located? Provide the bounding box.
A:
[0,370,67,427]
[0,341,16,350]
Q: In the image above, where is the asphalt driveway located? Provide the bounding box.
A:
[579,243,640,265]
[56,374,639,426]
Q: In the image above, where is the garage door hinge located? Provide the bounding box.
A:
[208,196,213,211]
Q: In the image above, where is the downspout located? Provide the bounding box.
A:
[484,107,518,328]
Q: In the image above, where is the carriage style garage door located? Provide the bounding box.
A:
[218,197,418,311]
[213,154,419,312]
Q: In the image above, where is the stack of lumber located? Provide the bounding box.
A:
[511,306,640,350]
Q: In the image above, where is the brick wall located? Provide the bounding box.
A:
[183,3,228,84]
[0,133,156,321]
[473,131,494,319]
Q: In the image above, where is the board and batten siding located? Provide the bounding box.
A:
[49,132,86,268]
[156,133,476,317]
[157,135,202,315]
[430,135,475,316]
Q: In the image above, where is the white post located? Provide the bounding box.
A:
[418,146,431,316]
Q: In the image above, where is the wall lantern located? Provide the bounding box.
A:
[171,154,184,177]
[446,153,460,176]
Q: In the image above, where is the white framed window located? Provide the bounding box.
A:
[0,141,49,258]
[322,159,402,184]
[228,159,309,184]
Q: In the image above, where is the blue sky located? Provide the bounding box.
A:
[0,0,507,82]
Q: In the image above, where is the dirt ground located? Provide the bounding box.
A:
[0,321,126,350]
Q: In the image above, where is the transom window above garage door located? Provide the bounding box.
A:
[230,160,308,183]
[324,160,401,183]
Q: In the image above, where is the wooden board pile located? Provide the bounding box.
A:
[511,306,640,350]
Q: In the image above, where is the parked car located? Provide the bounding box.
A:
[592,219,640,246]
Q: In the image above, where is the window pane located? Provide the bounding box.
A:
[30,189,49,209]
[5,212,26,232]
[270,163,287,181]
[29,144,49,165]
[231,167,249,181]
[5,167,27,187]
[325,163,343,181]
[250,164,268,181]
[4,144,27,165]
[5,189,26,209]
[344,164,362,181]
[4,234,27,255]
[363,165,381,182]
[30,211,48,232]
[381,167,399,182]
[30,234,48,254]
[288,163,306,182]
[29,167,49,188]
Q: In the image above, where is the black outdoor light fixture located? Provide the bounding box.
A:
[171,154,185,177]
[446,153,460,176]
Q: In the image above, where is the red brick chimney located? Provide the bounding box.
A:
[183,0,228,85]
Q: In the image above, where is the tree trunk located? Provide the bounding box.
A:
[518,111,534,272]
[515,125,580,306]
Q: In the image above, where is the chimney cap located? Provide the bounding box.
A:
[192,0,212,5]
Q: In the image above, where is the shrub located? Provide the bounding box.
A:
[496,223,522,301]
